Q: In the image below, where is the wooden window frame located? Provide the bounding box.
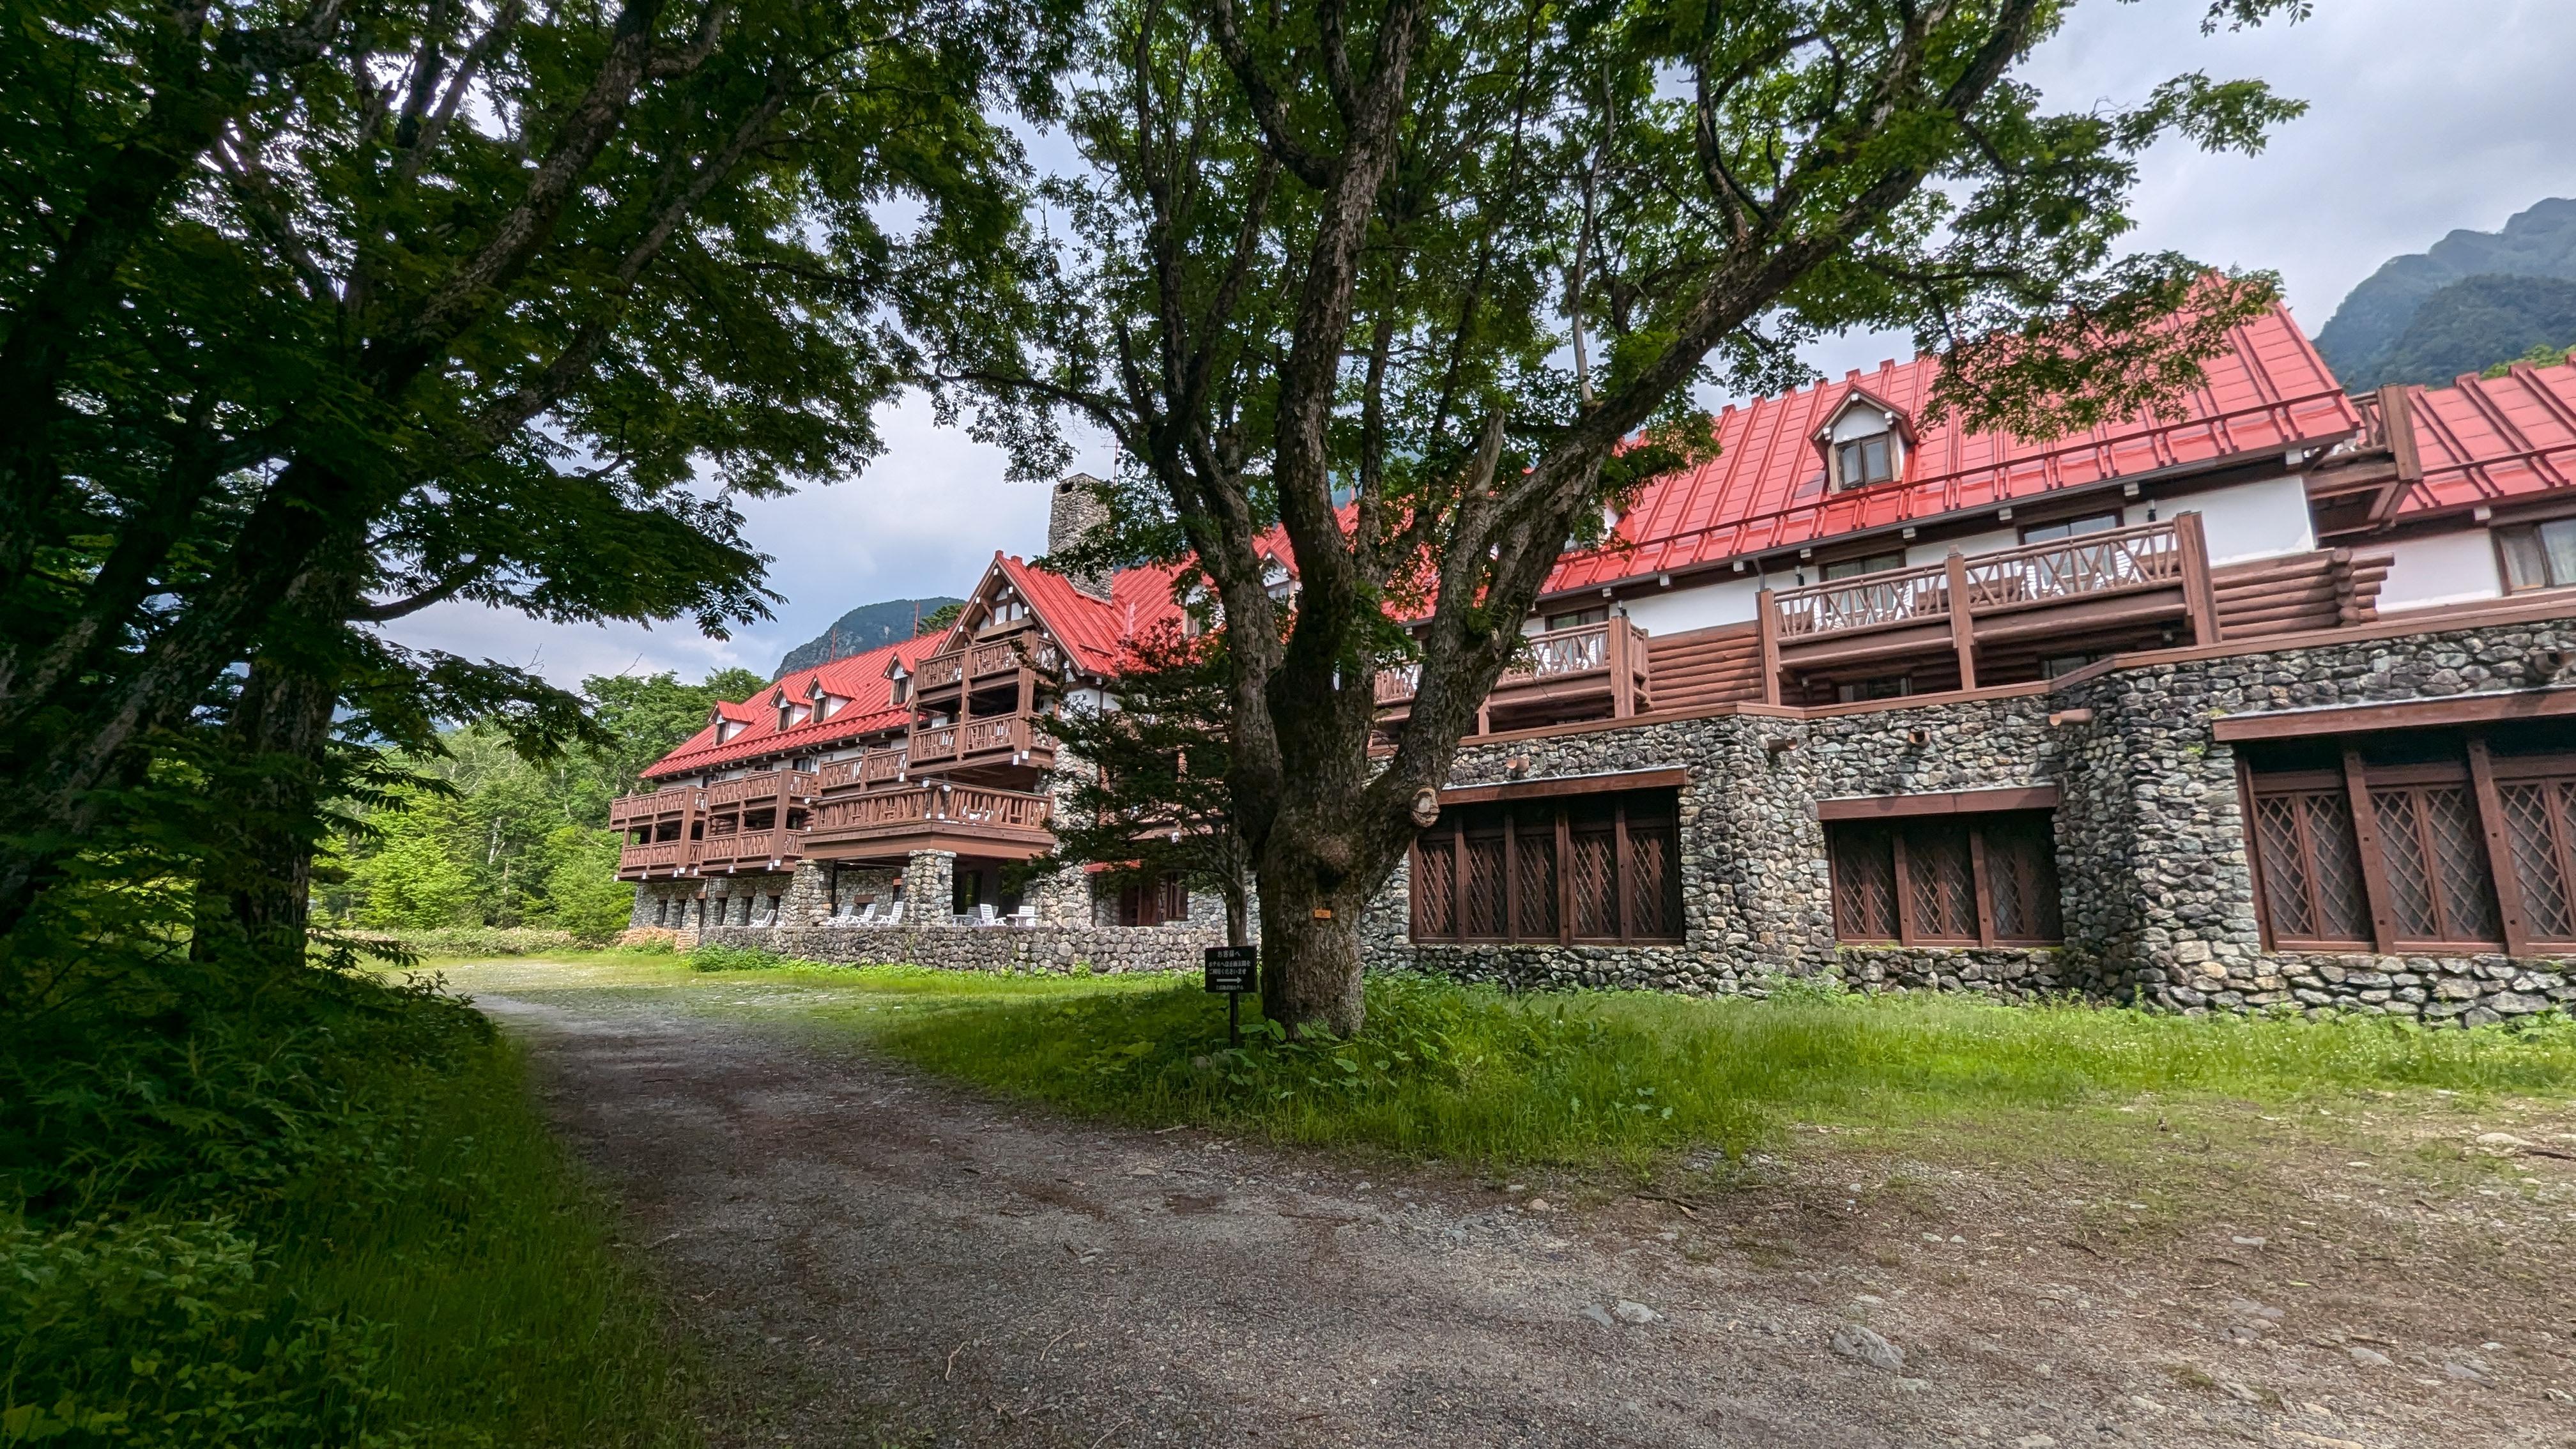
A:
[2493,516,2576,594]
[1409,787,1683,946]
[2016,509,2124,546]
[1825,809,2064,948]
[2245,736,2576,956]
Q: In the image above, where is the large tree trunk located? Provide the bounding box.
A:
[1256,869,1365,1038]
[189,654,338,973]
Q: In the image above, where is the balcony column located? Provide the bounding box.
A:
[1755,588,1783,706]
[2176,510,2221,645]
[903,850,956,926]
[778,859,835,930]
[1944,550,1979,691]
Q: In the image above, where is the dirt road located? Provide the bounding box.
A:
[479,983,2576,1448]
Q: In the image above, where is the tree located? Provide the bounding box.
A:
[0,0,1071,972]
[1034,622,1252,944]
[928,0,2311,1034]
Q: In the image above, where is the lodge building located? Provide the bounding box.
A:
[620,305,2576,1020]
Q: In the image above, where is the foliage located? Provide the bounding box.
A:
[0,955,692,1446]
[0,0,1079,972]
[320,667,751,934]
[921,0,2312,1031]
[344,927,592,959]
[1029,622,1250,939]
[913,602,968,638]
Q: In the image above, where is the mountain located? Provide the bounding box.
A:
[2363,275,2576,389]
[772,596,962,678]
[2315,198,2576,389]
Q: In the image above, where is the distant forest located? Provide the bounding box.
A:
[2317,198,2576,389]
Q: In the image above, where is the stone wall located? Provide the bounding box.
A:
[700,919,1222,974]
[1362,609,2576,1019]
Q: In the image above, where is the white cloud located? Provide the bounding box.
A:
[394,0,2573,689]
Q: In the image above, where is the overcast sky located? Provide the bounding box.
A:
[388,0,2576,689]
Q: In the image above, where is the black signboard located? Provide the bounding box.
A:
[1203,945,1257,994]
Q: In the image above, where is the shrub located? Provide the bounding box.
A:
[341,926,585,958]
[686,942,792,972]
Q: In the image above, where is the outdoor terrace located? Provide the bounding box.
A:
[914,625,1064,698]
[906,712,1057,772]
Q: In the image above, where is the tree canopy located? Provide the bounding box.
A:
[926,0,2312,1032]
[0,0,1073,975]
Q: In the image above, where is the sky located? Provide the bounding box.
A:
[387,0,2576,690]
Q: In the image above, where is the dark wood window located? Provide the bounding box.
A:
[1409,788,1682,944]
[1834,434,1896,489]
[2019,510,2124,544]
[2496,518,2576,592]
[1827,810,2062,946]
[2246,733,2576,954]
[1836,674,1913,703]
[1820,549,1907,581]
[1544,605,1608,631]
[1114,871,1191,926]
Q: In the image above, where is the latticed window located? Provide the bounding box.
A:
[1410,787,1683,945]
[2245,735,2576,954]
[1826,811,2062,947]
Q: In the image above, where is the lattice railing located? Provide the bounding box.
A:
[1771,564,1950,638]
[1958,521,2182,611]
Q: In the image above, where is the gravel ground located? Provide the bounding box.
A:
[476,983,2576,1449]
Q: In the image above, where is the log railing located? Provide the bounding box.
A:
[1373,618,1646,705]
[963,714,1051,758]
[693,828,799,868]
[815,746,908,791]
[609,783,702,828]
[615,839,698,877]
[704,769,818,810]
[805,783,1053,840]
[1772,519,2194,640]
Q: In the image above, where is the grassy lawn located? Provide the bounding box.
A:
[438,954,2576,1199]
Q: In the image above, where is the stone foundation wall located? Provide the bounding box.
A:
[699,920,1223,974]
[1363,610,2576,1019]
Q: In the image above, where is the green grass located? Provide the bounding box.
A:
[3,969,694,1448]
[620,962,2576,1174]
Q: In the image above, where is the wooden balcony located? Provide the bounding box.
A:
[694,827,802,873]
[1761,516,2217,693]
[1375,617,1653,730]
[703,768,819,811]
[609,783,702,829]
[801,782,1055,860]
[615,838,700,880]
[907,712,1055,771]
[916,627,1064,698]
[815,746,909,792]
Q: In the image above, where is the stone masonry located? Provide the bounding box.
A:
[1363,611,2576,1020]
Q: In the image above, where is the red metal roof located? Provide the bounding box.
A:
[2382,357,2576,520]
[640,634,943,779]
[1541,303,2361,597]
[988,553,1188,677]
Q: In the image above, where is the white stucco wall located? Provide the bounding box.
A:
[2177,475,2316,565]
[2376,529,2503,611]
[1614,572,1768,635]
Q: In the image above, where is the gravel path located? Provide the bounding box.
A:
[482,988,2576,1449]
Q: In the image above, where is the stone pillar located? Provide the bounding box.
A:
[780,860,835,927]
[904,850,956,926]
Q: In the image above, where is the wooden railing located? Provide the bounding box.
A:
[1771,520,2188,640]
[804,783,1052,842]
[909,723,960,764]
[694,827,799,868]
[815,746,908,791]
[1373,618,1644,705]
[963,715,1052,758]
[609,783,702,828]
[704,769,817,810]
[918,630,1063,695]
[616,839,698,876]
[916,653,965,691]
[1958,520,2182,612]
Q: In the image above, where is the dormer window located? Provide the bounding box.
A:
[1262,558,1295,604]
[891,675,910,704]
[1816,390,1909,492]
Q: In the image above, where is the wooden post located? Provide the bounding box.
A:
[2342,746,2400,954]
[1968,825,1998,947]
[1943,551,1979,692]
[1609,618,1634,718]
[2177,510,2221,645]
[1754,588,1783,706]
[2465,734,2534,956]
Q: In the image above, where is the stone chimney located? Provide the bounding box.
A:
[1047,472,1116,599]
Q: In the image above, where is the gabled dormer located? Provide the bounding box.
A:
[882,653,913,707]
[1814,387,1912,492]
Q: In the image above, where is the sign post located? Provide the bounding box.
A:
[1202,945,1256,1046]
